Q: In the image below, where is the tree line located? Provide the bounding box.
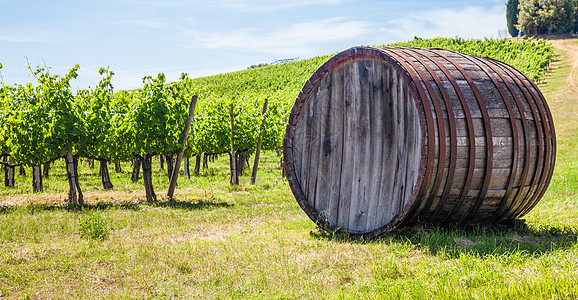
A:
[507,0,578,37]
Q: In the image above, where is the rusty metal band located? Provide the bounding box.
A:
[458,54,520,222]
[389,48,447,223]
[435,50,494,225]
[416,50,477,224]
[377,48,437,223]
[520,78,556,216]
[480,58,532,221]
[397,47,453,222]
[499,63,552,217]
[497,62,549,218]
[471,58,529,223]
[514,84,549,218]
[492,61,546,219]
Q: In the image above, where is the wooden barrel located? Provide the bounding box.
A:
[283,47,556,237]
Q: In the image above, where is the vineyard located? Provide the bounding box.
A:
[0,38,555,203]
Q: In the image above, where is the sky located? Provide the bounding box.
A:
[0,0,509,91]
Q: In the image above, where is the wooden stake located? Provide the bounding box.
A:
[66,150,78,204]
[32,165,42,192]
[167,95,198,200]
[194,154,201,175]
[230,104,238,185]
[183,157,190,178]
[251,99,268,184]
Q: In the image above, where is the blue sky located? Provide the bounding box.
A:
[1,0,508,90]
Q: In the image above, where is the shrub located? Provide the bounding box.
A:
[78,211,112,240]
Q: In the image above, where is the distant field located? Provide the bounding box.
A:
[0,37,576,299]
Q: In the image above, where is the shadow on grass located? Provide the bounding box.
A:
[149,199,233,210]
[0,198,233,214]
[310,222,578,258]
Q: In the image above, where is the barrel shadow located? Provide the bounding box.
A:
[309,224,578,258]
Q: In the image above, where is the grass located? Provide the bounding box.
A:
[1,39,578,299]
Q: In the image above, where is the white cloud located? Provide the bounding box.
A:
[178,17,372,56]
[0,35,37,43]
[208,0,344,12]
[0,30,59,43]
[126,20,168,29]
[123,0,342,12]
[108,19,168,29]
[379,5,507,42]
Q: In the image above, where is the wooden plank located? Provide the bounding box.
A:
[305,74,327,208]
[346,60,364,232]
[326,63,345,226]
[379,65,400,226]
[423,85,441,199]
[402,83,418,213]
[336,59,358,229]
[390,69,409,222]
[303,85,316,204]
[348,59,373,232]
[312,67,334,220]
[292,106,307,197]
[365,60,386,232]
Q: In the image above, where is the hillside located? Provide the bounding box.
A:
[0,37,576,298]
[525,36,578,229]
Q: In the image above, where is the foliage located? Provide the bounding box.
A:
[507,0,521,37]
[76,68,116,161]
[518,0,577,34]
[131,73,181,156]
[1,65,80,167]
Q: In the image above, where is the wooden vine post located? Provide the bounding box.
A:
[100,160,113,190]
[32,165,42,192]
[131,157,141,182]
[4,156,15,187]
[230,104,238,185]
[251,98,268,184]
[183,157,190,178]
[43,161,51,178]
[194,154,201,175]
[167,95,198,200]
[65,150,83,204]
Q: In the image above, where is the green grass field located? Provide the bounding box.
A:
[1,38,577,299]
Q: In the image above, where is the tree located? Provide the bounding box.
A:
[518,0,577,34]
[541,0,576,33]
[574,0,578,32]
[507,0,520,37]
[518,0,543,34]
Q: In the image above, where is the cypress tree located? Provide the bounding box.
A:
[507,0,520,37]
